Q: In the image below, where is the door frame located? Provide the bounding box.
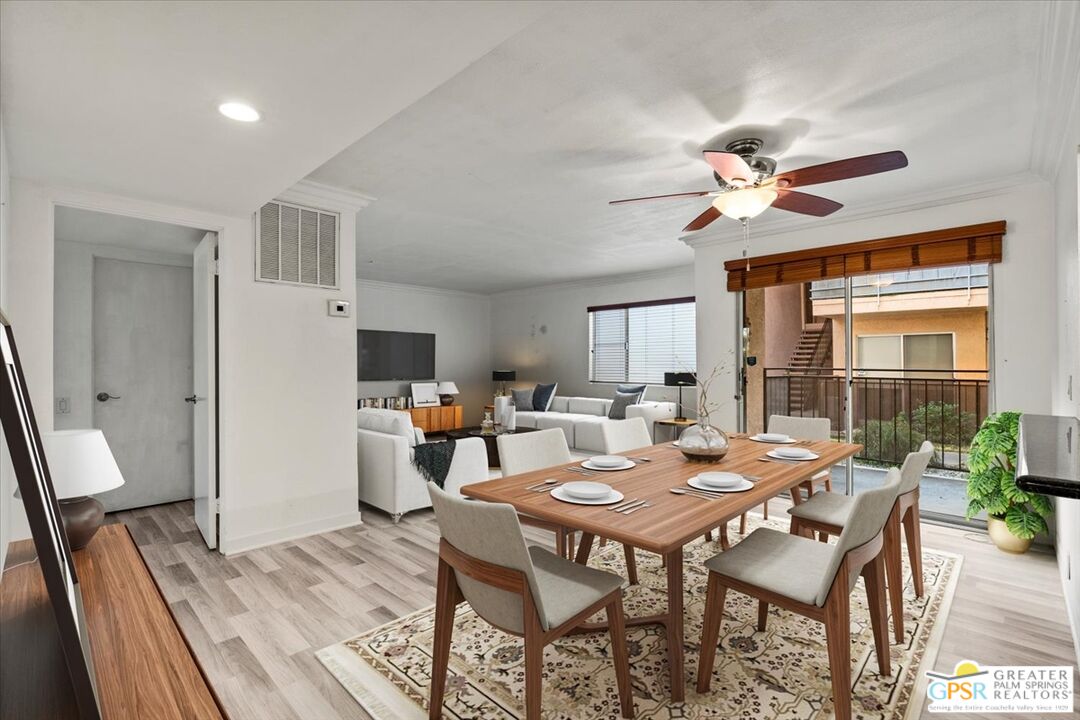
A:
[49,187,235,553]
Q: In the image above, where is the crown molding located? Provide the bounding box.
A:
[681,171,1046,249]
[1030,0,1080,181]
[356,277,489,300]
[277,179,375,214]
[489,263,694,299]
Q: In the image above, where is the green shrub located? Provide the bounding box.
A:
[909,401,978,449]
[965,411,1052,539]
[854,415,927,465]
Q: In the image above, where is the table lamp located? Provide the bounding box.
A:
[664,371,696,421]
[492,370,516,396]
[436,381,460,406]
[35,429,124,549]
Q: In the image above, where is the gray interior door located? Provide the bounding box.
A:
[93,257,193,511]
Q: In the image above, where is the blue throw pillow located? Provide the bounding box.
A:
[532,382,558,411]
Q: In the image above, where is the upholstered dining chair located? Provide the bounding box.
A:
[725,414,833,540]
[598,417,652,455]
[788,441,934,642]
[427,484,634,720]
[497,428,578,560]
[696,469,902,720]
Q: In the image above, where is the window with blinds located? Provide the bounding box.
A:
[588,297,696,384]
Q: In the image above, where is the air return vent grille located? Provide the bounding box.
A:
[256,200,339,288]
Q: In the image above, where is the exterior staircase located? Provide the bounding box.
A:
[786,319,832,410]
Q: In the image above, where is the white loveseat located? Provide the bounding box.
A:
[514,396,676,452]
[356,408,487,522]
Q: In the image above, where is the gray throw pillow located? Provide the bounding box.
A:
[511,387,534,410]
[608,390,640,420]
[532,382,558,411]
[616,383,647,403]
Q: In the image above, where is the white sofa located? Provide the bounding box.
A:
[356,408,487,522]
[514,396,676,452]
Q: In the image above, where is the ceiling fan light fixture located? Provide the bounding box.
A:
[711,186,778,220]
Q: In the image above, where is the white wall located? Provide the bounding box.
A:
[693,180,1057,430]
[356,280,491,426]
[53,240,192,431]
[1049,74,1080,666]
[490,266,696,410]
[216,184,362,553]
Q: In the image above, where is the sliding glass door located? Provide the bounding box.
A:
[741,262,991,525]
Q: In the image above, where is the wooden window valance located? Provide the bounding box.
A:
[725,221,1005,291]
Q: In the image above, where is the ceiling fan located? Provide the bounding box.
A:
[610,138,908,233]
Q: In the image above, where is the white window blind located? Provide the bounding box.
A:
[588,298,696,383]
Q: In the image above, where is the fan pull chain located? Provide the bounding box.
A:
[742,217,751,271]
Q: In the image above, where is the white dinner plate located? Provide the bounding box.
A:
[588,455,628,468]
[766,448,820,461]
[749,433,797,444]
[696,471,745,489]
[551,487,625,505]
[688,476,753,493]
[561,481,613,500]
[581,459,636,472]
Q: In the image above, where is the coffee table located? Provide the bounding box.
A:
[445,425,541,468]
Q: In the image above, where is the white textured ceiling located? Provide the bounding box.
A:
[55,206,207,255]
[0,1,551,215]
[308,1,1046,293]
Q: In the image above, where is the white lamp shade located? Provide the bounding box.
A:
[40,429,125,499]
[711,186,778,219]
[436,381,460,395]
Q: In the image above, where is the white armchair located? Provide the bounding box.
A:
[356,409,487,522]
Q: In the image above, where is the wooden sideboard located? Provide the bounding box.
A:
[409,404,463,433]
[0,523,227,719]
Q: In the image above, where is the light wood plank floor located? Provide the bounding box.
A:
[109,501,1078,720]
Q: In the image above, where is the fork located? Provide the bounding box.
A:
[621,502,652,514]
[628,456,652,463]
[564,467,598,476]
[758,456,799,465]
[529,482,561,493]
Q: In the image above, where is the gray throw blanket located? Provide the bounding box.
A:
[412,439,456,488]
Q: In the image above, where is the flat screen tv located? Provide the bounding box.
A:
[358,329,435,381]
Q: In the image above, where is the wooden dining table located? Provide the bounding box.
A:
[461,434,862,701]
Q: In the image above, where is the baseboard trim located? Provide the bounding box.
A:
[219,510,362,555]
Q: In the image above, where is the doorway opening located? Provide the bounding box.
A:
[52,206,219,548]
[743,263,991,525]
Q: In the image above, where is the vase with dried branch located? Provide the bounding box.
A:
[679,357,733,463]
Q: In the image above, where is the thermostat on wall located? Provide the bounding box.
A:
[328,300,351,317]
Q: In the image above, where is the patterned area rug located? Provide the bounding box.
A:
[317,514,961,719]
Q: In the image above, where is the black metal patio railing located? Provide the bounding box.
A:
[762,367,990,471]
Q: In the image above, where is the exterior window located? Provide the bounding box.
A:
[588,298,695,384]
[856,333,954,378]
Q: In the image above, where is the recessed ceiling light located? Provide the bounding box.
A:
[218,102,260,122]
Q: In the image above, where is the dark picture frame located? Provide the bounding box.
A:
[0,313,102,719]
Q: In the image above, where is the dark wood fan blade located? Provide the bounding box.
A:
[772,189,843,216]
[772,150,908,188]
[683,205,721,232]
[703,151,754,185]
[609,190,714,205]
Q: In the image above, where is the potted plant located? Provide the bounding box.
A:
[965,411,1053,553]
